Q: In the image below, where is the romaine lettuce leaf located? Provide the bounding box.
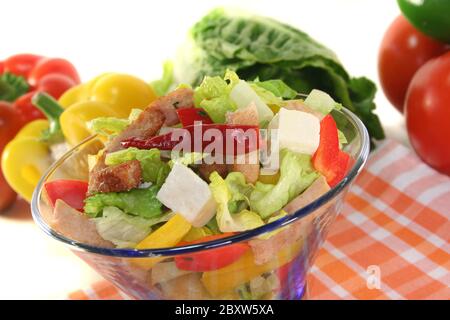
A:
[151,61,174,97]
[209,171,264,232]
[175,8,384,145]
[93,206,174,248]
[250,149,318,218]
[88,109,142,137]
[84,186,163,219]
[225,172,253,213]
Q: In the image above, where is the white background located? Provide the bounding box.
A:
[0,0,405,299]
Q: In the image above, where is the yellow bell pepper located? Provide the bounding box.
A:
[1,119,51,201]
[59,73,157,146]
[133,214,192,270]
[201,239,303,297]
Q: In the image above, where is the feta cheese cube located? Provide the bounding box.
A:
[156,163,216,227]
[268,108,320,155]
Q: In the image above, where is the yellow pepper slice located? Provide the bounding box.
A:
[201,239,303,297]
[133,214,192,270]
[2,126,51,201]
[60,101,120,146]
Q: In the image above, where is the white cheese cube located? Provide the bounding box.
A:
[230,80,274,125]
[156,163,216,227]
[268,108,320,155]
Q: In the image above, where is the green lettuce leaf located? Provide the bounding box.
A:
[249,83,284,106]
[88,109,142,137]
[209,171,264,232]
[250,149,318,218]
[84,186,163,219]
[175,8,384,146]
[93,206,174,248]
[225,172,253,213]
[193,70,239,123]
[304,89,342,115]
[151,61,174,97]
[252,79,297,100]
[105,147,170,186]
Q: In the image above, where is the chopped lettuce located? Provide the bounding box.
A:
[209,171,264,232]
[252,79,297,100]
[105,148,170,186]
[249,83,284,107]
[84,186,163,219]
[250,149,319,218]
[93,207,174,248]
[88,108,142,137]
[193,70,239,123]
[304,89,342,115]
[338,129,348,149]
[168,152,205,167]
[225,172,253,213]
[151,61,174,97]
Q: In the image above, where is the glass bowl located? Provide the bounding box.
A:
[31,107,369,300]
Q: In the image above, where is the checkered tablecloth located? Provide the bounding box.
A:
[69,139,450,300]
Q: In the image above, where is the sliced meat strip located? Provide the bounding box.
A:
[283,175,330,214]
[88,159,142,194]
[155,87,194,126]
[227,151,260,184]
[50,199,114,248]
[106,87,194,153]
[284,100,324,120]
[226,103,260,184]
[198,163,228,182]
[226,102,259,126]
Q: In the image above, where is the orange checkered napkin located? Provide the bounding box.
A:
[69,139,450,300]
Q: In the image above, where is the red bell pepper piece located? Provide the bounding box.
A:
[176,108,213,127]
[0,101,22,211]
[122,123,259,156]
[312,115,350,187]
[44,180,89,212]
[175,233,250,271]
[0,61,4,75]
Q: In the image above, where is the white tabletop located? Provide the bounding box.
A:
[0,0,407,299]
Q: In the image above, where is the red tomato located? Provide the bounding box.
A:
[405,52,450,175]
[378,15,448,112]
[175,233,250,271]
[28,58,80,86]
[44,180,89,212]
[3,54,43,79]
[0,61,4,75]
[36,73,77,99]
[13,91,45,123]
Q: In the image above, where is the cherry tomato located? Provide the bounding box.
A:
[405,51,450,175]
[3,54,43,79]
[13,91,45,123]
[28,58,80,86]
[37,73,77,100]
[378,15,448,112]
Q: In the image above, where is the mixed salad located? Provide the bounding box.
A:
[42,71,351,299]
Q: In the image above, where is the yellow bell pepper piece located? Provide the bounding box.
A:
[201,239,303,297]
[133,214,191,270]
[1,120,52,201]
[58,73,157,146]
[182,226,213,242]
[90,74,156,118]
[60,101,120,146]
